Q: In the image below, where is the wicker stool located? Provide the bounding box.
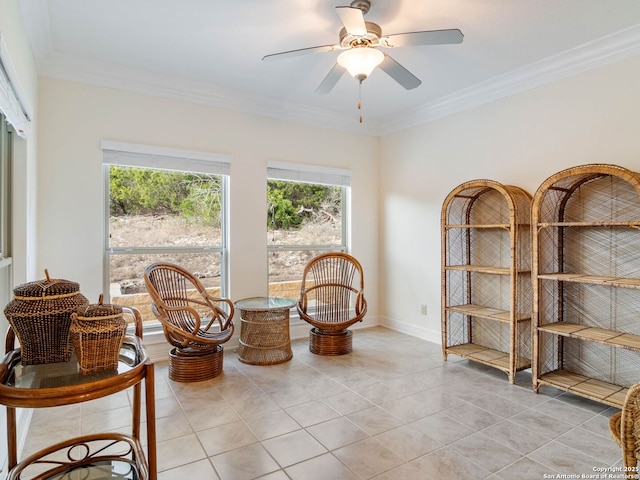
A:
[168,346,224,382]
[235,297,295,365]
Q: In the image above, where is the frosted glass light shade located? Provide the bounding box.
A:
[337,47,384,78]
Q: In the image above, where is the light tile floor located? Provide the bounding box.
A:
[22,327,624,480]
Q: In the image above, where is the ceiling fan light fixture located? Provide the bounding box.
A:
[337,47,384,79]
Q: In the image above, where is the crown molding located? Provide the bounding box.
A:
[378,24,640,136]
[38,53,379,136]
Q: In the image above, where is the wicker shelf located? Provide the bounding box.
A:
[441,180,532,384]
[537,370,627,408]
[538,221,640,228]
[446,343,531,371]
[538,273,640,289]
[444,264,511,275]
[445,304,530,323]
[532,164,640,406]
[445,224,511,229]
[538,322,640,350]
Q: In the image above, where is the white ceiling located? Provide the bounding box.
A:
[18,0,640,135]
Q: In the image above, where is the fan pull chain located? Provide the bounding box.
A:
[358,78,363,123]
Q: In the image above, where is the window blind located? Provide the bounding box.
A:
[267,160,351,187]
[0,35,31,138]
[101,140,230,176]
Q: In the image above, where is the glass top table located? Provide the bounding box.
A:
[5,341,140,390]
[0,331,157,480]
[234,296,296,311]
[8,433,149,480]
[47,459,139,479]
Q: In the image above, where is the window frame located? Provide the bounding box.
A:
[266,161,351,297]
[0,114,11,266]
[0,112,11,480]
[102,142,231,317]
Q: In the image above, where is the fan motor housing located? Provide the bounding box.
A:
[339,22,382,48]
[350,0,371,14]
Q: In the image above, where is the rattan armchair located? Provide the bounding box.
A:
[297,252,367,355]
[144,262,234,382]
[610,383,640,470]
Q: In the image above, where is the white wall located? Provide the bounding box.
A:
[0,0,39,288]
[379,55,640,343]
[37,77,380,325]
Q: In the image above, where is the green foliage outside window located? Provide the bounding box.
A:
[109,166,222,226]
[109,167,340,230]
[267,185,300,229]
[267,180,341,230]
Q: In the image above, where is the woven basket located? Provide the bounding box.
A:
[3,270,89,365]
[70,294,127,374]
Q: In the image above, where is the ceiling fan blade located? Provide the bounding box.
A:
[315,63,345,94]
[336,6,367,36]
[381,29,464,48]
[378,54,422,90]
[262,44,339,62]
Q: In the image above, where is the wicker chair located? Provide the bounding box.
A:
[297,252,367,355]
[144,262,234,382]
[610,382,640,469]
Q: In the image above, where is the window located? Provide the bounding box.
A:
[0,113,11,267]
[0,113,13,324]
[267,161,351,301]
[0,113,9,480]
[102,142,230,326]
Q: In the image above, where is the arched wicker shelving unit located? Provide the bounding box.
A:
[441,179,532,383]
[532,164,640,408]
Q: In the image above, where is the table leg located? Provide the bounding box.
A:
[6,406,16,470]
[132,382,141,440]
[145,362,157,480]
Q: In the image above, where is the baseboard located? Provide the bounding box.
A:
[377,316,441,345]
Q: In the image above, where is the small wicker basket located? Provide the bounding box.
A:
[3,270,89,365]
[70,294,127,374]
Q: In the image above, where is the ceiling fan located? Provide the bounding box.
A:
[262,0,464,94]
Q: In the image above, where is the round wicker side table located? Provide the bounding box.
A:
[235,297,296,365]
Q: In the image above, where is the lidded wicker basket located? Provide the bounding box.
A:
[3,270,89,365]
[70,294,127,375]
